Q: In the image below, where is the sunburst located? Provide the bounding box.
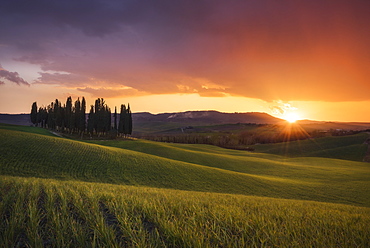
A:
[283,112,301,123]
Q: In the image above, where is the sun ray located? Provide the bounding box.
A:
[277,121,312,157]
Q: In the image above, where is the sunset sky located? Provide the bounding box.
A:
[0,0,369,122]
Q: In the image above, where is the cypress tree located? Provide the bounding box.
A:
[37,107,47,127]
[80,97,86,133]
[54,99,62,130]
[65,96,73,131]
[74,98,81,133]
[87,105,94,135]
[48,103,55,129]
[60,104,66,130]
[124,104,131,136]
[94,98,100,133]
[94,98,111,135]
[30,102,38,126]
[41,107,48,128]
[105,105,111,132]
[118,104,126,136]
[128,104,132,135]
[114,106,117,130]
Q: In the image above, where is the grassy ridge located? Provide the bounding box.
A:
[1,125,369,207]
[0,123,55,137]
[87,138,370,207]
[1,124,370,246]
[252,133,369,161]
[1,176,369,247]
[0,128,305,199]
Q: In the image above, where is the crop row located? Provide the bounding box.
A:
[1,176,369,247]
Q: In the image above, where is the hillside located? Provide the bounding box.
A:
[1,176,369,247]
[252,132,369,161]
[133,111,284,133]
[1,124,370,246]
[134,111,282,124]
[0,113,32,126]
[1,124,369,207]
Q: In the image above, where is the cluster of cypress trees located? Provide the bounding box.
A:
[30,97,86,133]
[116,103,133,137]
[30,96,132,137]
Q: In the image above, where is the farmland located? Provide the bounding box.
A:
[1,176,369,247]
[0,123,370,247]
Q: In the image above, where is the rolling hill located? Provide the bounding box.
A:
[1,176,369,247]
[134,111,283,124]
[1,123,369,246]
[252,132,369,161]
[1,123,369,207]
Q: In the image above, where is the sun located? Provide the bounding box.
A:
[284,112,301,123]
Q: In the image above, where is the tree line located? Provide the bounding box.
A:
[136,124,331,150]
[30,96,132,137]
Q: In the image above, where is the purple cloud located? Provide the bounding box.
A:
[0,0,369,101]
[35,72,92,87]
[0,66,29,86]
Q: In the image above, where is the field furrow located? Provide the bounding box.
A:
[0,176,369,247]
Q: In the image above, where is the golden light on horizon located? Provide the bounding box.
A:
[283,112,302,123]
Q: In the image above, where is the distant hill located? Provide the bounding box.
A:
[132,111,285,134]
[296,119,370,131]
[0,114,32,126]
[2,112,369,134]
[0,111,283,127]
[134,110,283,124]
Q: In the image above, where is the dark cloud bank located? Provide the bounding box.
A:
[0,0,369,101]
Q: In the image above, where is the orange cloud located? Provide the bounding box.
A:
[1,0,368,103]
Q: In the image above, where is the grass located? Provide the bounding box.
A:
[0,123,369,246]
[0,176,369,247]
[252,132,369,161]
[1,126,370,207]
[0,123,55,137]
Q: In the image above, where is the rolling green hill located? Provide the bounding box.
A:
[1,124,369,207]
[252,132,369,161]
[0,123,55,136]
[1,123,369,246]
[0,176,369,247]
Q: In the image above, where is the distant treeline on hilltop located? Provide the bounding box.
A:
[30,97,132,137]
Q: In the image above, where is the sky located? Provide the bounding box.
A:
[0,0,369,122]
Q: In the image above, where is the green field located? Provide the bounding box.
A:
[0,123,369,247]
[252,132,369,161]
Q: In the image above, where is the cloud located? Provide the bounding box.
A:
[77,87,143,98]
[1,0,369,101]
[0,66,30,86]
[1,0,124,38]
[270,101,297,116]
[34,72,93,87]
